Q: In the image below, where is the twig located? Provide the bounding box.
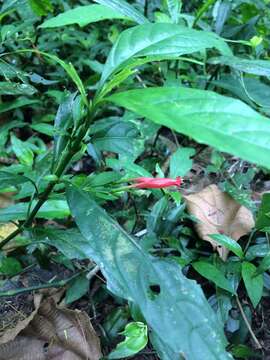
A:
[86,265,100,280]
[0,272,82,298]
[0,100,99,250]
[236,295,262,349]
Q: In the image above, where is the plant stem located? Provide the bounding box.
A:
[0,100,99,250]
[236,295,262,349]
[0,271,82,298]
[193,0,216,27]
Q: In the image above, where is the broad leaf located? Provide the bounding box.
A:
[0,171,30,187]
[169,147,195,178]
[108,87,270,169]
[212,56,270,77]
[100,23,231,86]
[0,98,39,114]
[34,228,95,260]
[11,134,34,167]
[40,5,127,28]
[255,193,270,230]
[255,253,270,276]
[0,82,37,96]
[192,261,235,293]
[0,199,70,221]
[210,234,244,259]
[93,0,148,25]
[28,0,53,16]
[212,75,270,115]
[108,322,148,359]
[242,262,263,308]
[89,117,144,161]
[67,185,232,360]
[65,275,89,304]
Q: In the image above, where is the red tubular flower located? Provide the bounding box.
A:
[130,176,182,189]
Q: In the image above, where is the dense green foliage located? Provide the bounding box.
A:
[1,0,270,359]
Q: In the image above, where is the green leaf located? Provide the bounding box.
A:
[20,50,88,106]
[0,171,30,187]
[28,0,53,16]
[0,257,22,276]
[230,344,259,359]
[40,5,127,28]
[0,60,27,81]
[93,0,148,25]
[241,262,263,308]
[104,308,129,340]
[210,234,244,259]
[108,87,270,169]
[255,193,270,230]
[89,117,144,161]
[65,274,89,304]
[212,56,270,77]
[0,98,39,114]
[67,185,231,360]
[213,75,270,115]
[30,123,55,136]
[0,82,37,96]
[192,261,235,293]
[108,322,148,359]
[255,253,270,276]
[169,147,195,178]
[34,228,93,260]
[11,134,34,167]
[100,23,231,86]
[53,93,77,166]
[0,200,70,222]
[166,0,182,23]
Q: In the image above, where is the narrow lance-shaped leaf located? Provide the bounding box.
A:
[210,56,270,77]
[100,23,232,86]
[40,5,128,28]
[67,185,232,360]
[19,50,88,106]
[166,0,182,23]
[93,0,148,25]
[108,87,270,170]
[0,82,37,96]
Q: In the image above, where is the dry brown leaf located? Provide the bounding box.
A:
[184,184,254,260]
[0,292,102,360]
[0,293,42,344]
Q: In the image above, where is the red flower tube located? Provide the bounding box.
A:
[130,176,182,189]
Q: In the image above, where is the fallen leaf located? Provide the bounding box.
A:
[0,293,42,344]
[0,291,102,360]
[184,184,254,260]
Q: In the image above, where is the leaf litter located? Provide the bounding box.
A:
[184,184,254,260]
[0,289,102,360]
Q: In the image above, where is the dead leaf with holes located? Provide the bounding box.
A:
[0,291,102,360]
[184,184,254,260]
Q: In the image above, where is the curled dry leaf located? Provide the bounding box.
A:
[0,292,102,360]
[184,184,254,260]
[0,293,42,344]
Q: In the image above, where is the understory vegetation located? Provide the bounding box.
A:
[1,0,270,359]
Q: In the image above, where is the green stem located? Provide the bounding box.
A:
[0,272,82,298]
[193,0,216,27]
[0,100,99,250]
